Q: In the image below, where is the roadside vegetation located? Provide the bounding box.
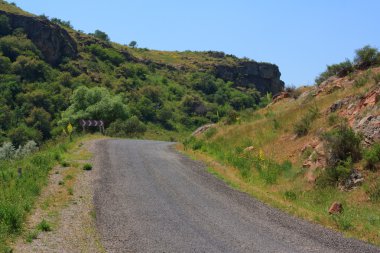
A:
[182,52,380,245]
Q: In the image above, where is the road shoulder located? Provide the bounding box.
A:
[12,138,105,253]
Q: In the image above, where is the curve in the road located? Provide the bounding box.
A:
[94,139,380,253]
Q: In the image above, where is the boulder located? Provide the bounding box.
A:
[191,124,216,136]
[243,146,255,152]
[328,202,343,214]
[342,169,364,190]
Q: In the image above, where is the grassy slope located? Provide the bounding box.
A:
[182,69,380,245]
[0,1,32,16]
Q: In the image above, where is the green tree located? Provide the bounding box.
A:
[354,45,379,69]
[0,55,11,73]
[91,29,110,42]
[128,41,137,48]
[26,107,51,140]
[61,86,129,126]
[8,124,42,147]
[0,14,11,36]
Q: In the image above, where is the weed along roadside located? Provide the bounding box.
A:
[179,65,380,246]
[0,134,105,253]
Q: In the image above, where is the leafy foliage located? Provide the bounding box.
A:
[293,105,319,137]
[322,123,362,167]
[315,45,380,85]
[364,143,380,171]
[90,29,110,41]
[105,116,147,137]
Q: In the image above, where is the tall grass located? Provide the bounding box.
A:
[0,139,69,251]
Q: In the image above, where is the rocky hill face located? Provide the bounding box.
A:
[0,10,77,65]
[213,61,284,95]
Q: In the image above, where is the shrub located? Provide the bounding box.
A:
[293,106,319,137]
[105,116,147,137]
[364,143,380,171]
[225,110,239,125]
[50,18,73,29]
[0,35,42,61]
[7,124,43,147]
[83,163,93,171]
[322,124,362,167]
[0,55,11,73]
[354,45,379,69]
[87,44,124,65]
[316,158,352,187]
[90,29,110,42]
[0,142,15,160]
[14,140,38,159]
[284,191,297,201]
[37,219,51,232]
[60,86,129,126]
[315,60,354,85]
[0,14,11,36]
[11,55,50,82]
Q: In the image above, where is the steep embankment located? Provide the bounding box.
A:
[184,66,380,245]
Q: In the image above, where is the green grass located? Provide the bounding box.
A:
[0,1,33,16]
[182,76,380,245]
[37,219,51,232]
[82,163,93,171]
[0,135,85,252]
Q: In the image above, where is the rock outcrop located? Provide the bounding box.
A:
[213,61,285,95]
[0,10,77,65]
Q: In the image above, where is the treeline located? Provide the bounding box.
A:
[0,12,270,148]
[315,45,380,85]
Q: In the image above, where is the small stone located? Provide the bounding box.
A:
[328,202,343,214]
[243,146,255,152]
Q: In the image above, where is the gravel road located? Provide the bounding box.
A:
[94,139,380,253]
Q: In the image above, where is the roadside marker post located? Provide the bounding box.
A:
[79,120,105,134]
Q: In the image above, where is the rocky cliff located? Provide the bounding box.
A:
[0,10,77,65]
[213,61,284,95]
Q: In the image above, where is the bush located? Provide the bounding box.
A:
[225,110,239,125]
[293,106,319,137]
[37,219,52,232]
[7,125,42,147]
[105,116,147,137]
[60,86,129,126]
[284,191,297,201]
[315,60,354,85]
[11,55,50,82]
[322,124,362,167]
[50,18,73,29]
[0,55,11,73]
[0,14,11,36]
[0,35,41,61]
[318,158,353,187]
[354,45,379,69]
[90,29,110,42]
[83,163,93,171]
[364,143,380,171]
[87,44,124,65]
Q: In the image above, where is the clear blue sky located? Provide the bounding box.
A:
[10,0,380,86]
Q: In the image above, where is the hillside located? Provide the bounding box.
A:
[184,57,380,244]
[0,0,284,147]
